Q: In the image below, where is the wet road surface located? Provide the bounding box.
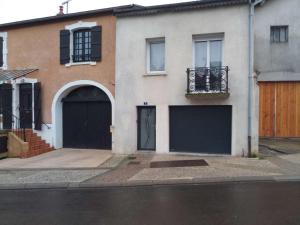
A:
[0,182,300,225]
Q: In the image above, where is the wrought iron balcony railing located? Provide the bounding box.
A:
[186,67,229,95]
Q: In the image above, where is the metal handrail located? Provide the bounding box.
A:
[186,66,229,94]
[0,109,27,142]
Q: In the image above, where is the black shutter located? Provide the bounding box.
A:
[60,30,70,64]
[34,82,42,130]
[91,26,102,62]
[0,36,3,67]
[0,84,13,129]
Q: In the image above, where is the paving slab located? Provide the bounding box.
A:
[279,153,300,165]
[0,149,112,169]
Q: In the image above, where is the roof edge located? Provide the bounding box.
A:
[115,0,249,17]
[0,4,142,30]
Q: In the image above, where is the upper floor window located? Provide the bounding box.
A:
[271,26,288,43]
[194,39,223,68]
[0,32,7,69]
[0,36,3,68]
[147,38,165,74]
[60,21,101,66]
[73,29,91,62]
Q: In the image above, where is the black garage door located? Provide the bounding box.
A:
[170,106,232,154]
[62,86,112,149]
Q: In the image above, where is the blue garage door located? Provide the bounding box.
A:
[169,106,232,154]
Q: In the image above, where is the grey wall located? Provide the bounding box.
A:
[255,0,300,81]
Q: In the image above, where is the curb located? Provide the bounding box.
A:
[1,175,299,190]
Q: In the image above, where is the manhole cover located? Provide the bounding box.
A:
[150,159,209,168]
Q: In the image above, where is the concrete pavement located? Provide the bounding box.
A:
[0,148,112,169]
[260,138,300,154]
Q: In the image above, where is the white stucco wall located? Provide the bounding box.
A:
[115,6,251,156]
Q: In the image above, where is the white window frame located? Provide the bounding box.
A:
[64,21,97,67]
[146,37,166,75]
[193,36,224,68]
[0,32,8,70]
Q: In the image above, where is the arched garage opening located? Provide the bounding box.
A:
[62,86,111,149]
[52,80,115,150]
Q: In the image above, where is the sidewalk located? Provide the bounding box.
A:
[83,153,300,187]
[1,151,300,189]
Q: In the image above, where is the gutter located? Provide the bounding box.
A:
[248,0,265,157]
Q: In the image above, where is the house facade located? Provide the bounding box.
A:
[255,0,300,138]
[0,6,139,156]
[2,0,293,158]
[114,0,256,156]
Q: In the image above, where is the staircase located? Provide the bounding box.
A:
[15,129,53,158]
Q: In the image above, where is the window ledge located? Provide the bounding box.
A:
[144,72,167,77]
[65,61,96,67]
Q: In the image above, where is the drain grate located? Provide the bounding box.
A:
[127,161,141,165]
[128,155,137,160]
[150,159,209,168]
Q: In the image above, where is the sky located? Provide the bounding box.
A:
[0,0,186,24]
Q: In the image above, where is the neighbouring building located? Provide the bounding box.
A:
[0,5,139,157]
[255,0,300,138]
[114,0,256,156]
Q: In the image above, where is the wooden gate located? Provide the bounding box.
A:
[259,82,300,137]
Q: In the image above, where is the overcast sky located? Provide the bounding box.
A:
[0,0,186,24]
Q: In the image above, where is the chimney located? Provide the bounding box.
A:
[57,5,64,16]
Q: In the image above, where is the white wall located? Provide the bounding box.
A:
[115,6,251,156]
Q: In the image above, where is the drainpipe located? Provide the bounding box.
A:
[248,0,264,157]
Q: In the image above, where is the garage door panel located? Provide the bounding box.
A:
[86,102,112,149]
[63,102,87,148]
[170,106,232,154]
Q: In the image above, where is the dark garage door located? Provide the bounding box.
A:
[169,106,232,154]
[62,86,112,149]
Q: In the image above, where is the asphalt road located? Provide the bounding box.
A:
[0,182,300,225]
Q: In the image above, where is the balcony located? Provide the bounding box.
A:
[186,67,229,99]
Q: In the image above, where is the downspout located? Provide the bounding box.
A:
[248,0,264,157]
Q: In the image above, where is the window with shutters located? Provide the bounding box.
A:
[73,29,91,62]
[61,21,101,66]
[0,32,8,69]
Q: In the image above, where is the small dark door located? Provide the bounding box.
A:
[0,84,13,129]
[19,83,33,129]
[62,86,112,149]
[137,106,156,150]
[169,106,232,154]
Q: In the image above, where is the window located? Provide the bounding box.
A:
[194,39,223,68]
[271,26,288,43]
[73,29,91,62]
[60,21,102,66]
[147,38,165,73]
[0,32,7,69]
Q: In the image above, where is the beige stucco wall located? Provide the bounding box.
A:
[7,132,29,158]
[115,6,252,156]
[6,15,116,124]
